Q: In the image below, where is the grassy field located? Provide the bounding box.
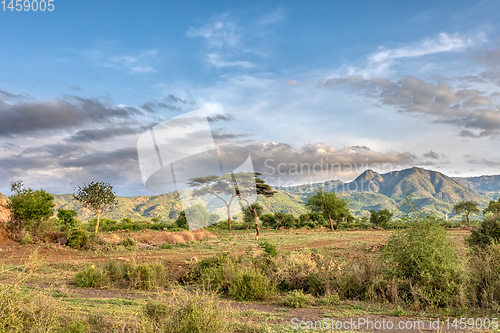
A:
[0,228,496,332]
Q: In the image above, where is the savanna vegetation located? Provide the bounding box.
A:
[1,178,500,332]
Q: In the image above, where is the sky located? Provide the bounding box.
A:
[1,0,500,196]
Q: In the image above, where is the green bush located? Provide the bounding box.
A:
[282,290,315,308]
[160,242,173,249]
[260,241,277,257]
[124,262,168,290]
[317,294,340,306]
[67,228,91,249]
[144,287,231,333]
[467,215,500,248]
[381,219,461,307]
[74,264,108,288]
[228,269,275,301]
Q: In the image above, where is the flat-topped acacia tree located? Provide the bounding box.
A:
[453,200,479,228]
[187,175,237,231]
[73,181,117,233]
[232,172,275,240]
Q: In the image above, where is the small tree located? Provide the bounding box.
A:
[306,189,350,230]
[370,209,393,228]
[57,209,78,231]
[233,172,275,240]
[243,203,263,229]
[7,181,55,235]
[175,211,189,230]
[73,182,117,233]
[483,197,500,216]
[453,200,479,227]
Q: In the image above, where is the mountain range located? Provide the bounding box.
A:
[2,167,500,222]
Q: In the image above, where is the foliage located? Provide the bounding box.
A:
[57,209,78,231]
[370,208,393,228]
[298,212,326,228]
[188,174,237,231]
[381,219,461,307]
[73,181,117,233]
[7,181,55,237]
[306,189,350,230]
[467,214,500,248]
[453,200,479,227]
[144,287,231,333]
[175,211,189,230]
[468,243,500,308]
[260,241,277,257]
[242,203,263,229]
[483,197,500,216]
[282,290,314,308]
[274,212,296,229]
[67,228,91,249]
[74,264,108,288]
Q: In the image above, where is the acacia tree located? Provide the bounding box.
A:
[453,200,479,227]
[483,197,500,216]
[306,189,350,231]
[73,182,117,233]
[232,172,275,240]
[187,175,237,231]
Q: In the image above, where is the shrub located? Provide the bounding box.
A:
[333,260,381,301]
[0,284,59,332]
[144,287,231,333]
[282,290,314,308]
[467,215,500,248]
[160,242,173,249]
[74,264,108,288]
[273,251,319,291]
[317,294,340,306]
[67,228,91,249]
[468,243,500,308]
[260,241,277,257]
[123,262,168,290]
[122,237,136,248]
[228,269,275,301]
[381,219,461,307]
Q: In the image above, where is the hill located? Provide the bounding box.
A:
[49,167,500,221]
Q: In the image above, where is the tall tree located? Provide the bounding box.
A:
[306,189,350,230]
[187,175,237,231]
[73,182,117,233]
[453,200,479,228]
[232,172,275,240]
[483,197,500,216]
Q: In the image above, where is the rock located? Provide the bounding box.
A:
[57,237,68,246]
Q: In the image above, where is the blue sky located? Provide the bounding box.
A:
[1,0,500,195]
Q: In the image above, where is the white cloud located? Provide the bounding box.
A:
[187,21,240,48]
[207,53,254,68]
[368,33,474,63]
[130,66,156,73]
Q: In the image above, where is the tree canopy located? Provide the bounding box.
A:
[453,200,479,227]
[306,189,350,230]
[73,182,117,233]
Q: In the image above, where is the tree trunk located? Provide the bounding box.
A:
[95,214,100,233]
[466,212,470,228]
[253,208,260,240]
[328,214,333,230]
[336,218,340,231]
[226,205,232,231]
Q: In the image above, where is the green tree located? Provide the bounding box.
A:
[175,211,189,230]
[453,200,479,227]
[483,197,500,216]
[184,203,211,230]
[243,203,263,229]
[57,209,78,231]
[274,212,296,229]
[73,182,117,233]
[233,172,275,240]
[7,181,55,234]
[370,208,393,228]
[306,189,350,230]
[188,175,237,231]
[467,215,500,248]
